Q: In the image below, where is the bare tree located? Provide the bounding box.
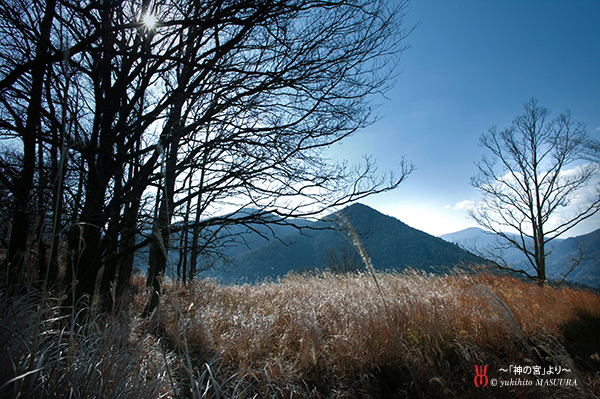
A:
[469,98,600,285]
[324,245,363,274]
[1,0,414,308]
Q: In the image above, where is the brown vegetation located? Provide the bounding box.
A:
[2,271,600,398]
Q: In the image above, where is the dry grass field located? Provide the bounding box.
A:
[2,270,600,398]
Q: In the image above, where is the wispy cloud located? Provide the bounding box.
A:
[594,126,600,132]
[474,163,600,235]
[444,200,475,211]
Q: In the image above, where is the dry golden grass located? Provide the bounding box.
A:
[3,270,600,398]
[147,270,600,398]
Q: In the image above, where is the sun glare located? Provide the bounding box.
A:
[143,13,157,29]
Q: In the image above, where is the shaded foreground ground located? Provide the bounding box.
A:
[2,271,600,398]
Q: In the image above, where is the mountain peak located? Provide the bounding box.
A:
[214,203,482,283]
[325,202,379,219]
[439,227,489,241]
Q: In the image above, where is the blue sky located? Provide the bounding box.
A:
[328,0,600,237]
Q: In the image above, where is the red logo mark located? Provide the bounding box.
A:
[474,365,489,387]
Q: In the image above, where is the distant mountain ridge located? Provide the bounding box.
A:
[441,227,600,287]
[207,203,482,282]
[140,203,598,288]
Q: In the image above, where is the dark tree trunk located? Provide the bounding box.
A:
[5,0,56,289]
[144,140,179,316]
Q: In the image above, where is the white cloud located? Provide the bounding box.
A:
[445,200,475,211]
[594,126,600,132]
[475,163,600,237]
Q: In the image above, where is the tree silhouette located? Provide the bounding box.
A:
[0,0,414,308]
[470,98,600,285]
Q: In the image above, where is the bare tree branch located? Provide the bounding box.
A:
[469,98,600,285]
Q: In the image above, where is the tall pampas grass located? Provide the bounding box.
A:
[150,270,600,398]
[0,286,175,398]
[2,268,599,397]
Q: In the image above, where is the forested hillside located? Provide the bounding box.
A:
[209,203,482,282]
